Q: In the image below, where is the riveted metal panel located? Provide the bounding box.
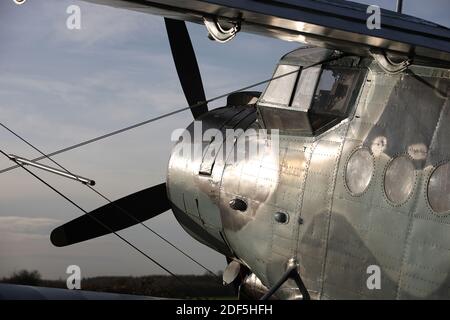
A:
[427,99,450,165]
[219,130,313,296]
[167,106,257,253]
[396,216,450,299]
[322,65,450,299]
[220,130,283,285]
[296,125,347,295]
[167,52,450,299]
[394,81,450,299]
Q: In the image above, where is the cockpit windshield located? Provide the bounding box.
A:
[262,64,300,106]
[258,61,364,136]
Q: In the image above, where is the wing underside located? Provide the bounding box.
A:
[83,0,450,64]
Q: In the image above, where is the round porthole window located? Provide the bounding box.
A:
[345,148,374,196]
[384,156,416,205]
[428,162,450,214]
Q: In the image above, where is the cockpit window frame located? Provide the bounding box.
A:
[257,59,367,138]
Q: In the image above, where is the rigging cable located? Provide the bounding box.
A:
[0,54,344,287]
[0,148,198,295]
[0,54,341,175]
[0,122,218,278]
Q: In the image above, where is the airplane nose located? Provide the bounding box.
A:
[166,105,256,255]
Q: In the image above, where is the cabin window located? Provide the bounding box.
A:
[384,156,416,205]
[428,162,450,214]
[345,148,374,196]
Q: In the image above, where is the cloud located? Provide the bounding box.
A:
[0,216,60,235]
[57,4,162,46]
[35,0,165,48]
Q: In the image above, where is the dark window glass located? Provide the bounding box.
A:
[310,68,361,117]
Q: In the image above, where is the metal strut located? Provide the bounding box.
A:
[8,154,95,186]
[261,260,310,300]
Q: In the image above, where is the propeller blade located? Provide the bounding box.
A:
[50,183,170,247]
[164,18,208,119]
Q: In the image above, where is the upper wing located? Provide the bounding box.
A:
[83,0,450,64]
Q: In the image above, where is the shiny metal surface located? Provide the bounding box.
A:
[324,61,450,299]
[428,162,450,214]
[223,260,241,285]
[5,0,449,300]
[165,47,450,299]
[167,105,256,254]
[345,148,374,196]
[203,17,240,43]
[384,155,416,205]
[238,273,272,300]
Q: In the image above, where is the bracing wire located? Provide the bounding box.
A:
[0,148,196,295]
[0,61,319,175]
[0,54,343,291]
[0,122,219,278]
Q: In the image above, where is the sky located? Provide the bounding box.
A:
[0,0,448,280]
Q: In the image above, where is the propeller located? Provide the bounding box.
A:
[164,18,208,119]
[50,183,170,247]
[51,19,207,247]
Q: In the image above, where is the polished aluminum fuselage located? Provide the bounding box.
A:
[167,52,450,299]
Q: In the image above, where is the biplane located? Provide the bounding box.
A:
[1,0,450,299]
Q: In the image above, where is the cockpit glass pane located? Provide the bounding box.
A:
[261,64,299,105]
[291,66,322,111]
[257,61,364,136]
[310,68,360,117]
